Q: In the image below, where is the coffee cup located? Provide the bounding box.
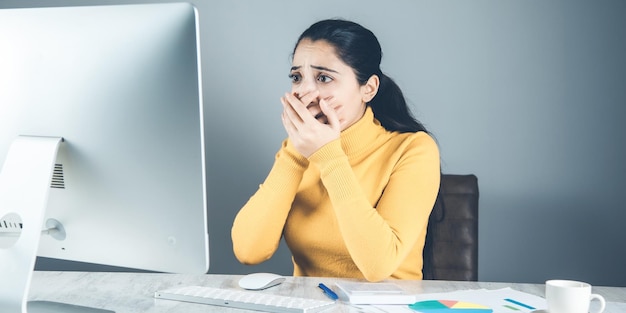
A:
[545,280,605,313]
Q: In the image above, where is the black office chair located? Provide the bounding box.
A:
[422,174,479,281]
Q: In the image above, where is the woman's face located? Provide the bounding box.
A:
[289,39,373,131]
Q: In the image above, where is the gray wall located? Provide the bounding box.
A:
[3,0,624,286]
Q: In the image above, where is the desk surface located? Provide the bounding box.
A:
[29,271,625,313]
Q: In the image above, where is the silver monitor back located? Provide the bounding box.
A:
[0,3,209,274]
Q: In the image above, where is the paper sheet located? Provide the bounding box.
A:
[348,288,546,313]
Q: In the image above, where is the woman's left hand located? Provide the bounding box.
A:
[281,91,341,158]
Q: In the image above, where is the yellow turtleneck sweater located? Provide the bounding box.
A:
[231,107,440,282]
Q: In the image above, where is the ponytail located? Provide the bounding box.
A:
[369,73,427,133]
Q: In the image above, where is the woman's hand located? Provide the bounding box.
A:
[281,90,341,158]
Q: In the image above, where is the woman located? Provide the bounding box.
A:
[231,19,440,282]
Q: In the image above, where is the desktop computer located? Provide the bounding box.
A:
[0,3,209,312]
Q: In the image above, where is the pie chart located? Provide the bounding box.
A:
[409,300,493,312]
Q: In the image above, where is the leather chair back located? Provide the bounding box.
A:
[422,174,479,281]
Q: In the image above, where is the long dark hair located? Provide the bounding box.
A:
[294,19,427,134]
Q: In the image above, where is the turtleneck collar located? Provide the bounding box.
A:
[339,106,385,156]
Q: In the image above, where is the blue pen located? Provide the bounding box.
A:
[318,283,339,300]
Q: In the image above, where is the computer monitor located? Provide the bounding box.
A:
[0,3,209,312]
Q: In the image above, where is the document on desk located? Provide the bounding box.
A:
[368,288,547,313]
[334,281,416,304]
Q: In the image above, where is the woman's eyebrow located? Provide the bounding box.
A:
[290,65,339,74]
[311,65,339,73]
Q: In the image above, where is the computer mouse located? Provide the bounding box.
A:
[238,272,285,290]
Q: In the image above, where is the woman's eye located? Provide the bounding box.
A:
[317,75,333,83]
[288,73,301,83]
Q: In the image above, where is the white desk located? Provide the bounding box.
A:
[29,271,625,313]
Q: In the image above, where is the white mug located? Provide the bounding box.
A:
[545,280,605,313]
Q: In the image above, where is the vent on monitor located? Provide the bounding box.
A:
[1,218,23,230]
[50,164,65,189]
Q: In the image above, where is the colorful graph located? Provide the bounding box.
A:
[409,300,493,313]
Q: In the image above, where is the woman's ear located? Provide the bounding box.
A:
[361,74,380,103]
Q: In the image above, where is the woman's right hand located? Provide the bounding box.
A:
[280,90,340,158]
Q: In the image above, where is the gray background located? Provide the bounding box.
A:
[2,0,624,287]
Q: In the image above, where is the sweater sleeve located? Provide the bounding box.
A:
[308,132,440,282]
[231,139,308,264]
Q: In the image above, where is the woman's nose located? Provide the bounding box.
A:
[293,79,317,99]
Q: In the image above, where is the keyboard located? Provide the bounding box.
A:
[154,285,336,313]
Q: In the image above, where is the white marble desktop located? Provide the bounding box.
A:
[28,271,626,313]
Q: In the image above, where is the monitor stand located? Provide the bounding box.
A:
[0,136,114,313]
